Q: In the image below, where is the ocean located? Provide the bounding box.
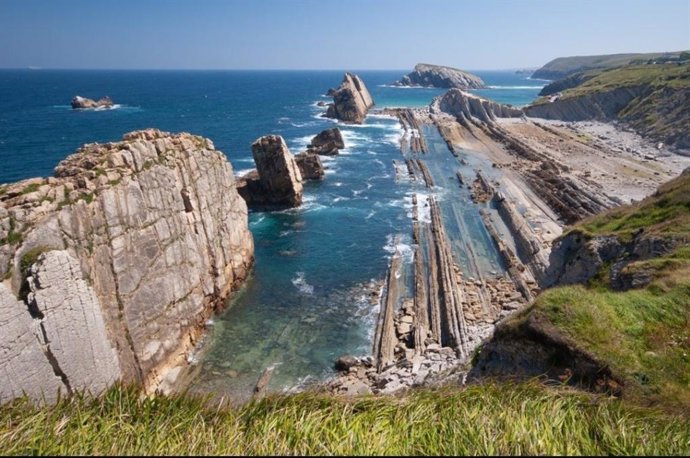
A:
[0,69,544,402]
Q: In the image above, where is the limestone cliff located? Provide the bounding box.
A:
[325,73,374,124]
[0,129,254,403]
[396,63,485,89]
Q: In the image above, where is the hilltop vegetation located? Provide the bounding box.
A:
[531,50,688,80]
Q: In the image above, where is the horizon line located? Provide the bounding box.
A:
[0,66,537,72]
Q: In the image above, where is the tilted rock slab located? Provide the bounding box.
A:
[237,135,304,208]
[325,73,375,124]
[396,63,486,89]
[0,129,254,403]
[433,88,523,123]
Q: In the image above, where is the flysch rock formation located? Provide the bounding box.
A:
[0,128,254,403]
[395,63,486,89]
[71,95,114,109]
[325,73,374,124]
[236,135,304,209]
[432,89,523,123]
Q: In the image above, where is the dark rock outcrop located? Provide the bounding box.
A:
[295,152,324,180]
[71,95,114,109]
[396,63,486,89]
[0,129,254,403]
[308,127,345,156]
[237,135,304,208]
[325,73,374,124]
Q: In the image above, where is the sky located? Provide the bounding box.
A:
[0,0,688,70]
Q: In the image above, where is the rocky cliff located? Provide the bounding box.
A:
[0,129,254,403]
[396,63,486,89]
[236,135,304,208]
[325,73,374,124]
[432,89,522,123]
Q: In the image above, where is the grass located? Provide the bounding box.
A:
[20,183,40,195]
[534,275,690,410]
[0,382,688,455]
[561,63,690,99]
[578,168,690,241]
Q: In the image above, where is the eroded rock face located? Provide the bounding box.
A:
[71,95,114,109]
[433,89,523,123]
[308,128,345,156]
[396,63,486,89]
[0,128,254,402]
[237,135,303,208]
[325,73,374,124]
[295,152,325,180]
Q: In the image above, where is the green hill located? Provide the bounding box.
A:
[532,50,688,80]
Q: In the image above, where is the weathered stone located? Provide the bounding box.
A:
[325,73,374,124]
[237,135,303,209]
[71,95,114,109]
[0,129,254,403]
[294,152,325,180]
[396,63,486,89]
[308,128,345,156]
[334,354,359,372]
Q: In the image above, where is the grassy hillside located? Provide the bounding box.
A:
[531,63,690,148]
[1,382,688,455]
[493,169,690,412]
[532,50,688,80]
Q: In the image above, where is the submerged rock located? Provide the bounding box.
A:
[0,128,254,403]
[237,135,304,208]
[325,73,374,124]
[395,63,486,89]
[71,95,114,109]
[308,127,345,156]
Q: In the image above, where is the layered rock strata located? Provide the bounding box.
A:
[396,63,486,89]
[433,89,523,123]
[0,129,254,403]
[236,135,304,208]
[325,73,374,124]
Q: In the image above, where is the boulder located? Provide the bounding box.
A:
[325,73,374,124]
[237,135,303,209]
[295,152,325,180]
[71,95,114,109]
[334,354,359,372]
[308,127,345,156]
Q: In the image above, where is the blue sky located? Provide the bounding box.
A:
[0,0,688,70]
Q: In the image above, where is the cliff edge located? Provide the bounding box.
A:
[0,129,254,403]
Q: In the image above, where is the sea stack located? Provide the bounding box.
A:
[395,63,486,89]
[325,73,374,124]
[71,95,115,109]
[237,135,304,208]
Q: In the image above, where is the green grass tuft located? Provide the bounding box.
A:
[0,382,688,455]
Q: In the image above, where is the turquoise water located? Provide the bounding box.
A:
[0,69,543,401]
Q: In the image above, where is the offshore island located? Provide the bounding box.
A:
[2,51,690,454]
